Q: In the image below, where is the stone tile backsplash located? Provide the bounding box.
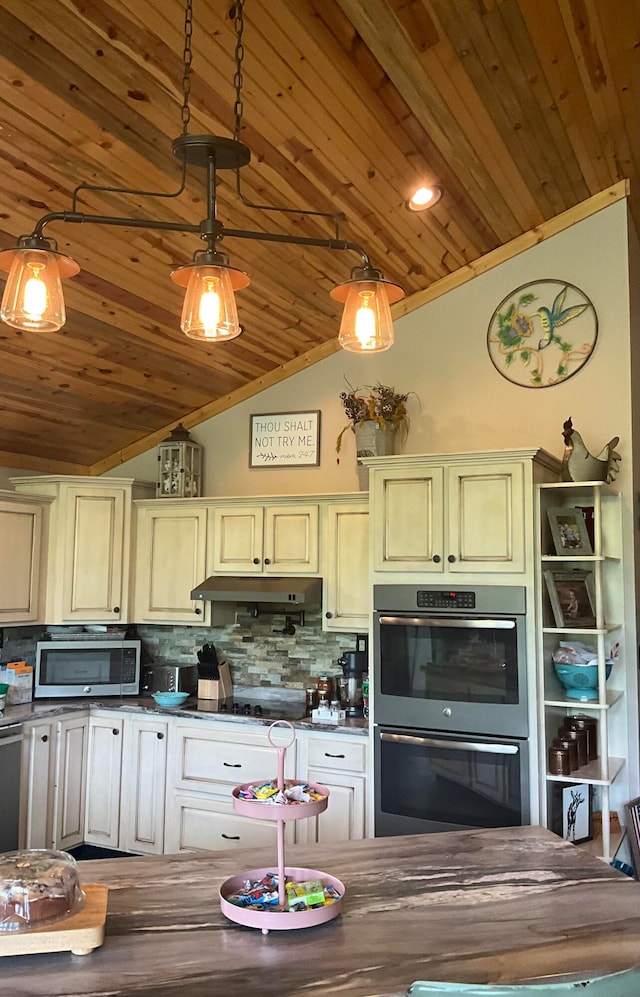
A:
[2,611,364,692]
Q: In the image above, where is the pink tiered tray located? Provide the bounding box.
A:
[219,721,345,934]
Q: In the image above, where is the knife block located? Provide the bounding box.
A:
[198,661,233,701]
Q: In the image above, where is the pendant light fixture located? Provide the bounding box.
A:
[0,1,404,351]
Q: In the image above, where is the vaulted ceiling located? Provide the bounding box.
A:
[0,0,637,473]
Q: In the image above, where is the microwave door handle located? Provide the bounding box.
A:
[380,732,518,755]
[379,616,515,629]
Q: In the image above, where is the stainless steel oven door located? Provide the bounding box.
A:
[375,726,530,836]
[373,612,528,737]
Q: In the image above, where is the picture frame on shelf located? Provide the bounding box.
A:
[624,796,640,879]
[544,568,596,628]
[562,783,593,843]
[546,506,593,557]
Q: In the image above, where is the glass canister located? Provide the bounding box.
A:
[565,714,598,761]
[316,676,333,702]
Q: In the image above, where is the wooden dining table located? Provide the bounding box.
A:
[2,825,640,996]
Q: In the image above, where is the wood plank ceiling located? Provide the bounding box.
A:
[0,0,637,473]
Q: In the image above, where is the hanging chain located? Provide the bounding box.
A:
[181,0,193,134]
[233,0,245,143]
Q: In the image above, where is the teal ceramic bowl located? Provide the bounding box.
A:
[553,659,612,700]
[152,691,190,708]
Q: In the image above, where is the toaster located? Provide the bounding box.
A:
[142,663,198,695]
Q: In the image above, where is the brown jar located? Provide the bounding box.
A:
[552,735,579,771]
[565,714,598,761]
[316,675,333,701]
[560,726,588,768]
[548,746,572,776]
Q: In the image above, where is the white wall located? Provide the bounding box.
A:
[111,201,632,503]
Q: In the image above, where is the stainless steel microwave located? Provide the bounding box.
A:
[35,640,141,698]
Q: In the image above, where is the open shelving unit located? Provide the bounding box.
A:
[219,721,344,933]
[536,480,624,863]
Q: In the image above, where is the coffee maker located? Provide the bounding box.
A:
[337,635,368,717]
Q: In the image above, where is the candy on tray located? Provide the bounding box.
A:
[237,781,326,804]
[227,872,342,912]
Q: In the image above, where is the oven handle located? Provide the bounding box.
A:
[378,616,515,629]
[380,731,518,754]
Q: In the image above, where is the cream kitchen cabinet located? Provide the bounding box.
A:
[133,501,209,625]
[12,475,154,623]
[0,492,50,624]
[322,498,370,632]
[209,501,319,574]
[120,715,168,855]
[20,712,88,850]
[366,450,558,578]
[295,731,367,843]
[165,721,296,853]
[84,712,124,849]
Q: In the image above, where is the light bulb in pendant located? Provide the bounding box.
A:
[354,291,377,349]
[172,261,249,343]
[0,247,78,332]
[199,277,221,336]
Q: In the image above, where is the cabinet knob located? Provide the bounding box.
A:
[325,612,333,619]
[432,554,441,563]
[194,607,202,615]
[264,558,271,565]
[41,734,48,743]
[253,557,260,564]
[157,732,164,740]
[112,728,120,735]
[447,555,456,563]
[113,606,120,613]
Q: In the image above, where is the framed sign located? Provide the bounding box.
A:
[249,411,321,468]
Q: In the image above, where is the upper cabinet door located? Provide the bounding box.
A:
[62,486,126,621]
[372,466,445,572]
[323,501,369,631]
[447,462,525,573]
[210,503,319,574]
[211,506,264,573]
[134,505,208,624]
[0,498,44,623]
[263,504,319,574]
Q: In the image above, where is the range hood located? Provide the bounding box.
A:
[190,576,322,606]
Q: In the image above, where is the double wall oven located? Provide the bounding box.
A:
[373,584,530,836]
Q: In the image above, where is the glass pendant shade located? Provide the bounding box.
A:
[0,249,76,332]
[177,265,245,342]
[332,277,403,353]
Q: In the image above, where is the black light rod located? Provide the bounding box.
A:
[33,212,200,239]
[222,227,371,268]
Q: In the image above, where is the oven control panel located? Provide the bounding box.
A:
[416,590,476,609]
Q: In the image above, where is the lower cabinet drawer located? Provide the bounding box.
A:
[165,793,295,853]
[307,737,366,773]
[172,725,296,792]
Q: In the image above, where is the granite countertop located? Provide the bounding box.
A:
[2,826,639,996]
[0,694,368,736]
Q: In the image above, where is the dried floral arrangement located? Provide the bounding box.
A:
[336,382,414,453]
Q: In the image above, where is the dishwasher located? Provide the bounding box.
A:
[0,723,22,851]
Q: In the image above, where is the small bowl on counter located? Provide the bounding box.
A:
[151,691,191,708]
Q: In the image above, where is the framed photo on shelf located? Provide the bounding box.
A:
[546,507,593,557]
[544,568,596,628]
[624,796,640,879]
[562,783,593,843]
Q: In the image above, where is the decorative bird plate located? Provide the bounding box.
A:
[487,279,597,388]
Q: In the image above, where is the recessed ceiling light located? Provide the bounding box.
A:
[407,185,443,211]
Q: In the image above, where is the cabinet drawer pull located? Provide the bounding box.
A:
[221,833,240,840]
[223,762,242,767]
[41,734,48,743]
[112,728,120,735]
[324,752,345,759]
[157,732,164,740]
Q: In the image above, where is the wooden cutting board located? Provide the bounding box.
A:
[0,883,108,957]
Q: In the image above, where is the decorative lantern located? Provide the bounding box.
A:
[156,424,203,498]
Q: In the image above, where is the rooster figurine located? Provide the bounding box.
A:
[561,417,621,483]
